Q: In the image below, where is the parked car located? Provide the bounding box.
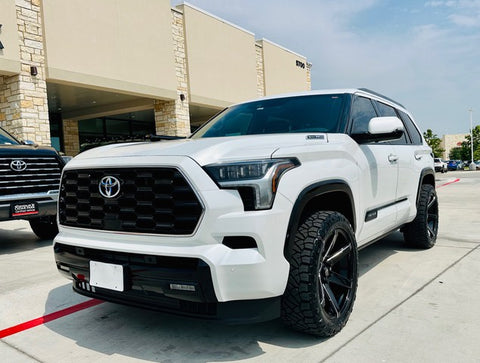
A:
[53,88,438,337]
[447,160,460,171]
[0,127,65,239]
[434,158,447,173]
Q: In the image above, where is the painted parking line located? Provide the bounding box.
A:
[0,299,104,339]
[438,178,460,188]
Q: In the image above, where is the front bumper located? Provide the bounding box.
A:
[0,192,58,221]
[54,242,280,322]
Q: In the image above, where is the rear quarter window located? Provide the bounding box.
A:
[398,110,423,145]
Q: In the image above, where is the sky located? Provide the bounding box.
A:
[172,0,480,136]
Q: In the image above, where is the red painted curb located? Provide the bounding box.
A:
[437,178,460,188]
[0,299,104,339]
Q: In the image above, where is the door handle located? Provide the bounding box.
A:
[388,154,398,163]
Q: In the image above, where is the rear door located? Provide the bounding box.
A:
[394,109,433,222]
[374,101,431,224]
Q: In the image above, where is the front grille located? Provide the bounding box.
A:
[0,156,62,196]
[59,168,204,235]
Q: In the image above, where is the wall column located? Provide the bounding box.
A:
[0,0,50,145]
[62,119,80,156]
[153,8,190,137]
[306,62,312,91]
[255,43,265,97]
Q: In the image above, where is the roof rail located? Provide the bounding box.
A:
[358,88,405,108]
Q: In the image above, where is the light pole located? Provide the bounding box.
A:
[469,108,476,170]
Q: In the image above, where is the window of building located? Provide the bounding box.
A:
[78,111,155,152]
[49,113,63,152]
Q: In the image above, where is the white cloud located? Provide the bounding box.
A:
[426,0,480,27]
[449,13,480,26]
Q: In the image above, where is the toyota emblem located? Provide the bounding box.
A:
[99,176,121,198]
[10,160,27,172]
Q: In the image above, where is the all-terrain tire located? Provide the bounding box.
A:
[281,211,358,337]
[403,184,438,249]
[29,216,59,240]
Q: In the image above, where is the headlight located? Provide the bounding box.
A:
[204,158,300,210]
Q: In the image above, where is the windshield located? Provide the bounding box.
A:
[0,127,20,145]
[191,94,345,139]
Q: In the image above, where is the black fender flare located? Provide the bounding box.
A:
[284,180,355,258]
[416,168,435,205]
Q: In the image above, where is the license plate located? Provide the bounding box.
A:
[11,202,39,217]
[89,261,125,292]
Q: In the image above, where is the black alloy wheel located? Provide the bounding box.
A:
[282,211,358,337]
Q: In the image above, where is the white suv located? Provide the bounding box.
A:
[54,89,438,337]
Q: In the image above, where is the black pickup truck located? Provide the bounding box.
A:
[0,126,65,239]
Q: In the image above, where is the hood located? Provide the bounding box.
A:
[73,134,328,166]
[0,144,60,157]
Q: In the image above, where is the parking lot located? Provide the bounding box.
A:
[1,170,479,362]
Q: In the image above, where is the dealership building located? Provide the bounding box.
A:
[0,0,311,155]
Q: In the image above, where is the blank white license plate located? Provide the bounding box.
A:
[89,261,124,292]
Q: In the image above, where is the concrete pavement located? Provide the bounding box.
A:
[0,170,479,362]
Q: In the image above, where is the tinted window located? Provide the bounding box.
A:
[191,95,345,138]
[399,110,423,145]
[0,127,20,145]
[350,97,377,134]
[373,100,408,145]
[375,101,397,117]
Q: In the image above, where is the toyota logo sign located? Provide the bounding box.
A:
[10,160,27,172]
[99,176,121,198]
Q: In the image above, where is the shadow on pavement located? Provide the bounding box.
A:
[0,221,52,254]
[43,231,417,362]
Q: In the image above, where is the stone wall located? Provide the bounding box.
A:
[154,8,190,137]
[306,63,312,91]
[62,119,79,156]
[0,0,50,145]
[255,43,265,97]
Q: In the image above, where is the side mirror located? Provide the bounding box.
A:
[352,116,404,144]
[22,139,37,146]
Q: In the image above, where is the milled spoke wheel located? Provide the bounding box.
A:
[403,184,439,249]
[318,230,354,319]
[282,211,358,337]
[427,193,438,239]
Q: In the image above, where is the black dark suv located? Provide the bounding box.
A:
[0,127,65,239]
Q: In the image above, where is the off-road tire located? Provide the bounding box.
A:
[403,184,438,249]
[30,216,59,240]
[281,211,358,337]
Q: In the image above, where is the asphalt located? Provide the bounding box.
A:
[0,170,478,362]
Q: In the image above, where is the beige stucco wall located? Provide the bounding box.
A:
[259,39,309,96]
[441,133,468,160]
[0,0,21,75]
[179,4,257,108]
[41,0,177,100]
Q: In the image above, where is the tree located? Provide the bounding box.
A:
[449,147,464,160]
[423,129,445,158]
[461,125,480,162]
